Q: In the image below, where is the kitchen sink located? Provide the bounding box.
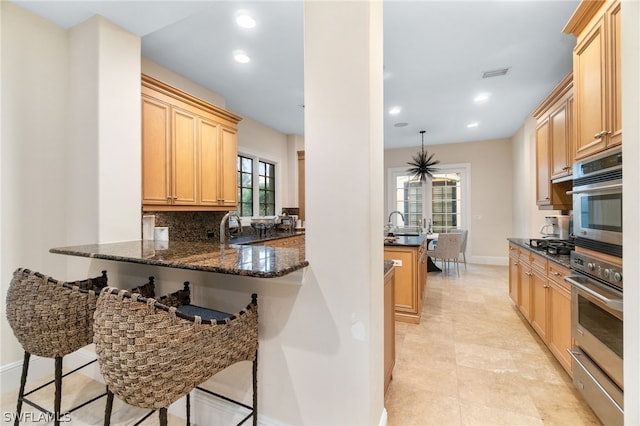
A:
[392,226,422,236]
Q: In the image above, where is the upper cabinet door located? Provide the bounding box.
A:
[198,117,221,205]
[219,126,238,207]
[550,97,572,180]
[172,107,198,205]
[566,0,621,161]
[141,95,171,205]
[574,16,607,159]
[607,0,622,148]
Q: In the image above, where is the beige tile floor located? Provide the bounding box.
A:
[1,264,601,425]
[0,372,186,425]
[385,263,602,426]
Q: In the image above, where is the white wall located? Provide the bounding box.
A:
[621,0,639,422]
[67,16,141,245]
[303,2,384,423]
[1,2,71,367]
[237,116,292,210]
[1,3,141,386]
[385,137,513,264]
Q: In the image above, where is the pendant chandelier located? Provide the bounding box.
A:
[406,130,440,182]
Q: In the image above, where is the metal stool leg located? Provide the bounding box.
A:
[15,351,30,426]
[252,351,258,426]
[186,392,191,426]
[104,388,114,426]
[159,408,168,426]
[54,357,62,426]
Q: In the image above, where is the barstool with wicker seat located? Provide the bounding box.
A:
[93,284,259,426]
[6,268,109,426]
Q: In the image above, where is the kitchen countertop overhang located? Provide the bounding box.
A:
[50,240,308,278]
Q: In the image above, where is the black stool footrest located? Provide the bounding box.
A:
[177,304,231,321]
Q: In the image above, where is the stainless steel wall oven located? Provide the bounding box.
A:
[571,148,622,257]
[567,148,623,425]
[567,251,623,425]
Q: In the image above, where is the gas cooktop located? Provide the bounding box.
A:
[528,238,575,256]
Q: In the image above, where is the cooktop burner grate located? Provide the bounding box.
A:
[529,239,575,255]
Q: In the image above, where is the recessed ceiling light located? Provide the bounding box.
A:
[236,13,256,29]
[394,122,409,128]
[233,50,251,64]
[467,122,479,128]
[389,106,402,115]
[474,93,490,103]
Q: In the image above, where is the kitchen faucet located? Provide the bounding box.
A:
[388,211,406,226]
[220,211,241,245]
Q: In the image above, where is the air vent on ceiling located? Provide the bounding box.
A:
[482,67,510,79]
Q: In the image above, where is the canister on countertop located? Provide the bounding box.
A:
[142,215,155,240]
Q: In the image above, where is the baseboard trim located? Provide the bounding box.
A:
[379,407,388,426]
[468,256,509,266]
[0,347,104,395]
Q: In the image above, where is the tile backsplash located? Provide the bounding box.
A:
[147,211,227,241]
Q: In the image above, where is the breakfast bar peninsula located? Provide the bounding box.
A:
[50,239,309,278]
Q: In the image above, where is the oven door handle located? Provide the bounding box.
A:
[566,183,623,195]
[565,276,623,312]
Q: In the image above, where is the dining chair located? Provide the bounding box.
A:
[6,268,109,426]
[449,229,468,269]
[94,284,259,426]
[427,233,464,276]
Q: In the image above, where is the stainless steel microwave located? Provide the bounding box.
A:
[571,149,622,249]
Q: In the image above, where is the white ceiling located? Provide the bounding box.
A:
[12,0,579,149]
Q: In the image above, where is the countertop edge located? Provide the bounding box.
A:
[50,243,309,279]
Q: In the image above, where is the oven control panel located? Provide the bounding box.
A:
[571,252,622,289]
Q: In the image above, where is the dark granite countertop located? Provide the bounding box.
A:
[384,260,394,275]
[50,240,308,278]
[507,238,571,269]
[384,235,427,247]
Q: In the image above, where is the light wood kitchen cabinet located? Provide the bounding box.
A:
[517,254,532,322]
[508,243,520,305]
[384,239,427,324]
[141,95,172,205]
[141,74,242,211]
[564,0,621,160]
[547,262,573,375]
[532,73,573,210]
[508,241,573,377]
[530,260,549,341]
[384,265,396,394]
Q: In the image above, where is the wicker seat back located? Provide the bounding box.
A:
[6,268,108,358]
[93,287,258,410]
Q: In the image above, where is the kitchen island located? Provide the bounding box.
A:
[50,239,308,278]
[384,235,428,323]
